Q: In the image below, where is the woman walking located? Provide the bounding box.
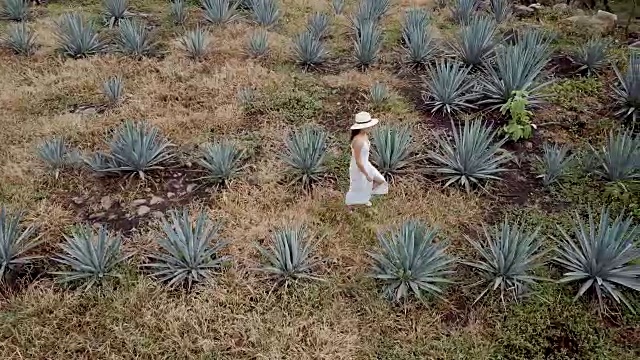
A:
[345,112,388,211]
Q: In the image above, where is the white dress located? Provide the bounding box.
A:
[345,139,388,205]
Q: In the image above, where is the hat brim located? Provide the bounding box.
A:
[350,118,379,130]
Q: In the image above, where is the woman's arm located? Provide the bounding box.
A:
[352,138,372,181]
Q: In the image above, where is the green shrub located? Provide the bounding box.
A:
[465,220,546,303]
[52,225,129,290]
[55,12,105,58]
[256,225,323,285]
[554,207,640,313]
[281,126,328,189]
[501,90,534,141]
[0,205,40,282]
[144,209,229,289]
[427,119,510,192]
[369,220,455,302]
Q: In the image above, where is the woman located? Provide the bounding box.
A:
[345,111,388,211]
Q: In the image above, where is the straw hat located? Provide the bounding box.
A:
[350,111,379,130]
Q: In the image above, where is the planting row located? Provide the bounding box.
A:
[1,204,639,312]
[38,119,640,192]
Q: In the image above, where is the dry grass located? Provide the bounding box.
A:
[0,0,638,358]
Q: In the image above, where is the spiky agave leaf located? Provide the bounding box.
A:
[307,12,330,39]
[55,12,104,58]
[256,225,323,284]
[0,0,28,21]
[331,0,344,15]
[401,7,429,41]
[181,27,209,60]
[489,0,511,23]
[553,207,640,313]
[37,137,78,178]
[202,0,237,25]
[427,119,511,192]
[292,31,328,68]
[251,0,280,27]
[83,151,118,173]
[464,220,547,303]
[570,38,610,75]
[402,9,435,67]
[143,209,229,289]
[479,38,552,109]
[451,16,497,67]
[612,51,640,123]
[198,141,246,186]
[102,76,124,106]
[422,60,477,116]
[52,225,129,290]
[369,220,455,302]
[4,22,37,56]
[368,82,389,107]
[354,20,381,68]
[370,125,415,178]
[247,29,268,57]
[103,0,130,27]
[169,0,187,25]
[536,142,574,186]
[354,0,390,24]
[450,0,478,25]
[590,130,640,182]
[0,206,40,282]
[117,18,157,58]
[281,126,328,189]
[105,120,175,178]
[237,87,256,109]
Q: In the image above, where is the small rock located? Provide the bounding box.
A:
[152,211,164,219]
[630,41,640,48]
[78,106,98,115]
[137,206,151,216]
[525,142,533,150]
[167,192,176,198]
[595,10,617,32]
[529,3,543,10]
[186,184,197,193]
[72,197,84,205]
[100,196,113,210]
[553,3,568,11]
[89,212,106,220]
[149,196,164,205]
[131,199,147,206]
[107,214,118,220]
[514,5,534,17]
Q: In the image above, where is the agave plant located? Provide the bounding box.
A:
[489,0,511,24]
[103,76,124,106]
[570,38,610,75]
[237,87,256,109]
[103,0,130,27]
[480,38,552,109]
[427,119,511,192]
[354,20,381,68]
[102,120,175,179]
[52,225,129,290]
[612,51,640,123]
[401,7,429,41]
[370,125,415,178]
[256,225,323,285]
[293,31,328,68]
[0,206,40,282]
[170,0,187,25]
[281,126,328,189]
[117,18,157,58]
[367,82,388,107]
[55,12,104,58]
[4,22,37,56]
[198,141,246,186]
[331,0,345,15]
[251,0,280,27]
[536,142,574,186]
[451,16,497,67]
[402,9,435,67]
[451,0,477,25]
[307,12,330,39]
[144,209,229,289]
[84,151,118,173]
[247,29,268,57]
[181,27,209,60]
[0,0,28,21]
[369,220,454,302]
[37,137,78,178]
[465,220,547,303]
[355,0,390,24]
[423,60,477,117]
[590,130,640,182]
[202,0,237,25]
[554,207,640,312]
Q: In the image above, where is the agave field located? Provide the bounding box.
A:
[1,0,640,358]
